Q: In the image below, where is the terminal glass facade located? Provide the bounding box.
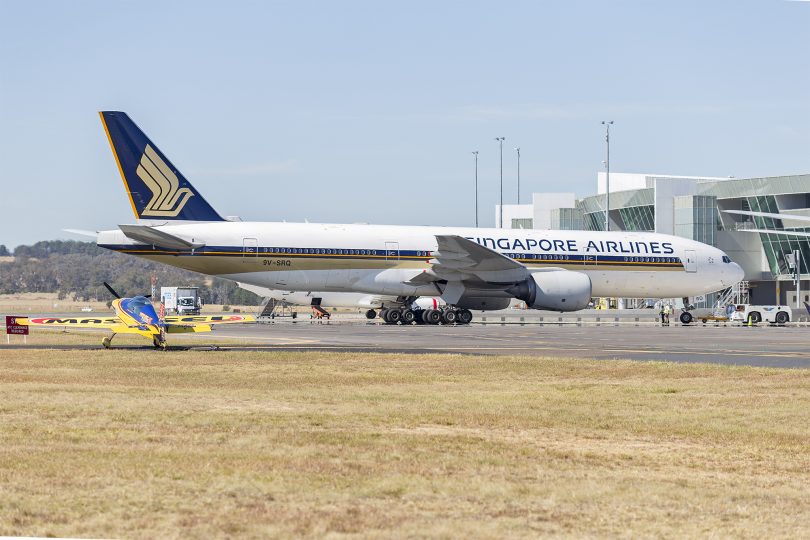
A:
[747,195,810,276]
[583,211,606,231]
[618,205,655,232]
[511,218,533,229]
[674,195,717,245]
[549,208,584,230]
[578,188,655,233]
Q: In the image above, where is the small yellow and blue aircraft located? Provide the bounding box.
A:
[18,283,254,349]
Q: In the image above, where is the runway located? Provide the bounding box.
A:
[193,322,808,368]
[6,320,803,368]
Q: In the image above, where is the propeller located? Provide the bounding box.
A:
[103,282,151,300]
[103,282,121,299]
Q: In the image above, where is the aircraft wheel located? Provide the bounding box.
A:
[101,337,112,349]
[380,308,389,322]
[401,309,416,324]
[679,312,693,324]
[457,309,473,325]
[366,309,377,320]
[387,308,402,324]
[413,310,425,324]
[423,309,441,325]
[441,309,457,324]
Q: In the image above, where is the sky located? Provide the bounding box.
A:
[1,0,809,248]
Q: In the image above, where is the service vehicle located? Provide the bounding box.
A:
[161,286,202,315]
[678,307,729,324]
[729,304,791,325]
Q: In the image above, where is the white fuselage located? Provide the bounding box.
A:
[97,222,744,303]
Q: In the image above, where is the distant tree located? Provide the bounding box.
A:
[0,239,263,304]
[14,240,102,259]
[0,245,9,256]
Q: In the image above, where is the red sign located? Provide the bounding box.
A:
[5,316,29,335]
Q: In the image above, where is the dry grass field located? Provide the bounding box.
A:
[0,346,809,539]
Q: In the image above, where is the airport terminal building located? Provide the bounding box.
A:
[497,172,810,306]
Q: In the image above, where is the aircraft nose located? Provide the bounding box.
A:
[732,262,745,283]
[724,262,744,286]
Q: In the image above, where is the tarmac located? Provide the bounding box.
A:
[3,313,809,368]
[195,321,810,368]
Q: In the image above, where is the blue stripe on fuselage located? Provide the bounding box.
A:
[98,244,685,268]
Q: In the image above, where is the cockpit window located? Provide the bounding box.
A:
[122,296,159,325]
[722,255,732,263]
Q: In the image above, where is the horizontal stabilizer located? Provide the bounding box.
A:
[119,225,205,250]
[62,228,98,238]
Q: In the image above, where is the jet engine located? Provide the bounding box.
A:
[507,270,592,311]
[453,296,511,311]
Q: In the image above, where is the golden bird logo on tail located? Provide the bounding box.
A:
[136,144,194,217]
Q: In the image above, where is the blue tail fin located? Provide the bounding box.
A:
[805,302,810,317]
[99,111,224,221]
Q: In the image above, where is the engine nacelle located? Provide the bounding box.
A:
[453,296,511,311]
[507,270,592,311]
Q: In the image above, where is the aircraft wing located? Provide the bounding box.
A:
[428,235,530,283]
[21,316,128,330]
[119,224,204,250]
[163,315,255,325]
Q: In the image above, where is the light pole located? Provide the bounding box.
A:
[514,147,521,204]
[601,121,613,231]
[794,249,801,309]
[472,151,479,227]
[495,137,505,227]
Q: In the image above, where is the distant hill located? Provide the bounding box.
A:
[0,240,262,305]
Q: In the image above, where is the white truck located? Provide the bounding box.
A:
[729,304,791,325]
[161,286,202,315]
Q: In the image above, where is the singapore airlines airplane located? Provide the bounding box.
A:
[93,111,744,323]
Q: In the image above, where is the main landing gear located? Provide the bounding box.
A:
[101,334,115,349]
[379,306,473,325]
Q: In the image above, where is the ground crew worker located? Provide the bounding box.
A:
[659,303,666,326]
[663,303,672,326]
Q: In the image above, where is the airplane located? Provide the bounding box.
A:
[91,111,745,322]
[18,282,254,349]
[237,282,448,323]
